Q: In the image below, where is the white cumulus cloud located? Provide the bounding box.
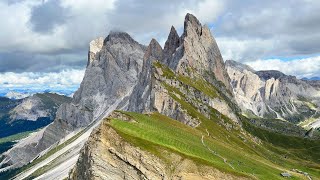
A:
[0,68,85,89]
[246,56,320,78]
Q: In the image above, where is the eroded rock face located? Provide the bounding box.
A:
[226,60,320,123]
[163,26,180,60]
[69,120,246,180]
[0,32,145,171]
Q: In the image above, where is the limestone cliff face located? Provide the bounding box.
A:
[0,32,145,171]
[226,60,320,123]
[127,13,237,124]
[69,117,245,180]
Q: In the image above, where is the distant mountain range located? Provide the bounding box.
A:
[302,77,320,81]
[0,93,71,154]
[226,60,320,127]
[0,89,75,99]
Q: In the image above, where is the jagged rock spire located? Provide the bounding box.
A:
[167,13,232,92]
[183,13,202,37]
[144,38,163,62]
[164,26,180,58]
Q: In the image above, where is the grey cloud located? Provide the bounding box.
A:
[30,0,69,33]
[0,0,319,78]
[107,0,215,44]
[214,0,320,59]
[4,0,26,5]
[0,52,86,73]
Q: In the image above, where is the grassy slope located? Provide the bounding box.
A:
[110,111,319,179]
[109,62,320,180]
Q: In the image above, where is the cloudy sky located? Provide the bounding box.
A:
[0,0,319,95]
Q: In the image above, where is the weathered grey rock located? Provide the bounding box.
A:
[2,13,242,176]
[88,37,104,66]
[9,93,71,122]
[226,60,320,124]
[163,26,180,60]
[0,32,145,171]
[127,39,164,113]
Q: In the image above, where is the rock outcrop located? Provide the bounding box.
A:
[226,60,320,124]
[0,32,145,171]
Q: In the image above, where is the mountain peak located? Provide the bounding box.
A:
[144,38,163,61]
[104,31,138,46]
[164,26,180,58]
[183,13,202,37]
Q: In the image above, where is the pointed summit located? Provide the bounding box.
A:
[164,26,180,57]
[104,31,140,46]
[183,13,202,37]
[144,38,163,62]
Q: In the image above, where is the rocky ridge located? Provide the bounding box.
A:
[226,60,320,125]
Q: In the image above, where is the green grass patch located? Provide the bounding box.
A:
[109,111,320,179]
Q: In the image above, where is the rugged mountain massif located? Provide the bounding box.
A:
[69,14,320,180]
[1,14,319,180]
[226,60,320,129]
